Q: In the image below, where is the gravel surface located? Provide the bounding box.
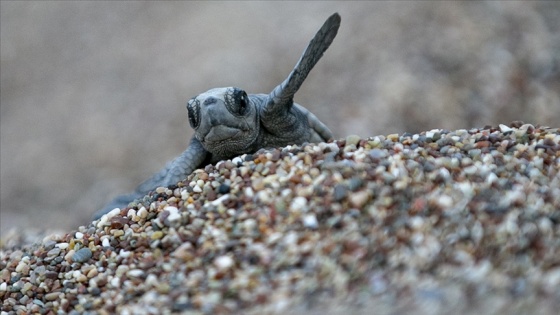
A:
[1,122,559,314]
[3,2,559,234]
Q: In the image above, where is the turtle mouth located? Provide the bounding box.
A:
[203,126,242,143]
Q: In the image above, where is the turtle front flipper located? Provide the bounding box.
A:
[93,137,209,219]
[263,13,340,120]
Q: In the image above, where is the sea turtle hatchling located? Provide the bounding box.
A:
[95,13,341,218]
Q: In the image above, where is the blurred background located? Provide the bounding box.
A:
[1,2,559,235]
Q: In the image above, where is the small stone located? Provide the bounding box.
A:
[21,282,33,294]
[151,231,164,240]
[347,177,363,191]
[437,195,454,209]
[290,196,308,212]
[102,238,111,247]
[349,191,370,208]
[369,148,387,160]
[45,292,60,301]
[346,135,361,146]
[387,133,399,142]
[72,248,93,263]
[172,242,195,261]
[87,268,98,278]
[110,277,120,288]
[214,255,234,271]
[127,269,145,278]
[163,206,181,223]
[333,184,348,202]
[119,250,132,258]
[76,274,88,283]
[218,184,230,194]
[137,207,148,218]
[232,156,244,166]
[45,271,58,279]
[45,247,61,261]
[302,214,319,229]
[56,242,69,250]
[499,124,513,133]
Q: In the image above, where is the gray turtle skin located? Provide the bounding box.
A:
[94,13,340,218]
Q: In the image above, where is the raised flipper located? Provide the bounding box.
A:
[93,137,208,219]
[263,13,340,120]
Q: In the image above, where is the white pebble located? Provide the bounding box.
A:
[486,172,498,185]
[244,187,254,198]
[302,214,318,229]
[211,194,230,206]
[119,250,131,258]
[232,156,243,165]
[290,196,307,212]
[74,232,84,240]
[110,277,120,287]
[56,243,69,250]
[214,255,234,271]
[408,216,424,230]
[193,185,202,193]
[164,206,181,222]
[102,238,111,247]
[137,207,148,219]
[145,274,158,287]
[15,261,27,272]
[127,269,145,278]
[499,124,513,133]
[127,209,136,218]
[243,218,257,232]
[96,216,108,229]
[104,208,121,221]
[538,217,553,234]
[437,195,454,209]
[257,190,272,203]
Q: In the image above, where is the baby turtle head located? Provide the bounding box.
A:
[186,87,259,156]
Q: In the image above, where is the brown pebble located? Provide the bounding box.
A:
[475,140,491,148]
[44,292,60,301]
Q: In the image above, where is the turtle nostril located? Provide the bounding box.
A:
[203,97,217,106]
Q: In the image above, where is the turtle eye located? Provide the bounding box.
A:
[224,88,250,116]
[187,99,200,129]
[238,91,249,115]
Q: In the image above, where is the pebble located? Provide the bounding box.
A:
[345,134,361,146]
[349,191,369,208]
[72,248,93,263]
[1,123,559,314]
[102,238,111,247]
[302,214,319,229]
[162,206,181,225]
[289,196,308,212]
[127,269,145,278]
[44,292,60,301]
[333,184,348,201]
[214,255,234,271]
